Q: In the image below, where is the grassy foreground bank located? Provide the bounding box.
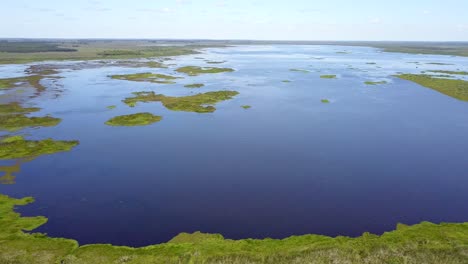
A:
[0,194,467,264]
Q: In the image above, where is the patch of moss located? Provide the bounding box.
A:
[428,70,468,75]
[0,103,40,115]
[106,105,116,110]
[365,81,388,85]
[110,72,181,84]
[321,99,330,103]
[184,83,205,88]
[290,69,310,73]
[1,193,468,264]
[396,74,468,101]
[0,114,61,131]
[320,75,337,79]
[123,91,239,113]
[0,137,79,160]
[0,162,20,185]
[105,113,162,126]
[175,66,234,76]
[241,105,251,109]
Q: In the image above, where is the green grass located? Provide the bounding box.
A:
[0,41,77,53]
[107,105,116,110]
[0,193,467,264]
[0,103,40,114]
[428,70,468,75]
[105,113,162,126]
[321,99,330,103]
[241,105,251,109]
[282,80,291,83]
[110,72,181,84]
[426,62,454,65]
[320,75,337,79]
[0,75,47,91]
[176,66,235,76]
[184,83,205,88]
[0,136,79,160]
[289,69,310,73]
[206,61,226,64]
[365,81,388,85]
[123,91,239,113]
[0,114,61,131]
[396,74,468,101]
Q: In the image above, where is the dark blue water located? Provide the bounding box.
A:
[1,45,468,246]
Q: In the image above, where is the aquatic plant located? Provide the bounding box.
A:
[105,113,162,126]
[175,66,234,76]
[241,105,251,109]
[365,81,388,85]
[106,105,116,110]
[428,70,468,76]
[0,114,61,131]
[123,91,239,113]
[0,75,46,91]
[321,99,330,103]
[320,75,337,79]
[206,61,226,64]
[1,193,467,264]
[0,136,79,160]
[282,80,291,83]
[396,74,468,101]
[110,72,181,84]
[289,69,310,73]
[0,103,40,115]
[184,83,205,88]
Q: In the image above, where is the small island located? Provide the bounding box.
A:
[105,113,162,126]
[175,66,234,76]
[0,136,79,160]
[110,72,181,84]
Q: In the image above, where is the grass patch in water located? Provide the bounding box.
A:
[290,69,310,73]
[0,136,79,160]
[175,66,234,76]
[106,105,116,110]
[396,74,468,101]
[0,114,61,131]
[105,113,162,126]
[184,83,205,88]
[123,91,239,113]
[428,70,468,75]
[110,72,181,84]
[321,99,330,103]
[1,193,467,263]
[282,80,291,83]
[0,75,46,91]
[365,81,388,85]
[241,105,251,109]
[320,75,337,79]
[206,61,226,64]
[0,103,40,115]
[426,62,454,65]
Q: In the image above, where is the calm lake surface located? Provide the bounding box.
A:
[1,45,468,246]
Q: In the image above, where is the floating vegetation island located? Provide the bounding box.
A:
[0,102,40,114]
[110,72,181,84]
[105,113,162,126]
[0,75,47,91]
[0,193,467,263]
[241,105,251,109]
[0,114,61,131]
[428,70,468,76]
[321,99,330,103]
[290,69,310,73]
[124,91,239,113]
[365,81,388,85]
[0,136,79,160]
[184,83,205,88]
[396,74,468,101]
[320,75,337,79]
[175,66,234,76]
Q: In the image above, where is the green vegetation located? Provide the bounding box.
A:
[0,193,467,264]
[282,80,291,83]
[241,105,251,109]
[426,62,454,66]
[0,136,79,160]
[428,70,468,75]
[0,75,49,91]
[105,113,162,126]
[123,91,239,113]
[321,99,330,103]
[396,74,468,101]
[107,105,116,110]
[336,51,350,54]
[0,41,77,53]
[0,114,61,131]
[0,103,40,114]
[365,81,388,85]
[290,69,310,73]
[145,61,167,68]
[176,66,235,76]
[206,61,226,64]
[320,75,337,79]
[110,72,181,84]
[184,83,205,88]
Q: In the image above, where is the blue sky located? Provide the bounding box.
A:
[1,0,467,40]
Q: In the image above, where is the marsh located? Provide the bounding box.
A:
[1,45,468,248]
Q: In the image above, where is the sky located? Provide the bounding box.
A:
[1,0,467,41]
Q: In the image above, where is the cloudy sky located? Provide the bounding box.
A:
[1,0,467,41]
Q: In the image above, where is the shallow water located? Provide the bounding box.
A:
[1,45,468,247]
